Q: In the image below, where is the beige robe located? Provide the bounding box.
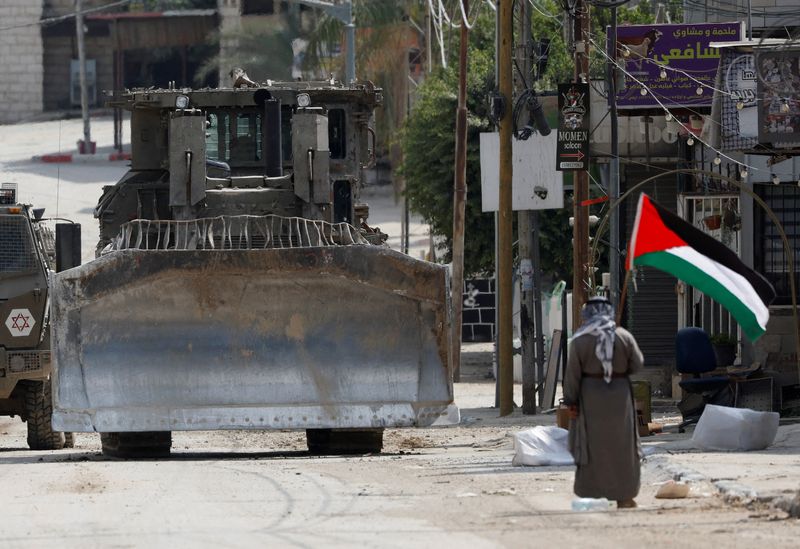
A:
[563,327,644,501]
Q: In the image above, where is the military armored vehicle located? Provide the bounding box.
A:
[50,78,453,457]
[0,183,78,450]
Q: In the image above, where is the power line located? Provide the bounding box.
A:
[0,0,132,32]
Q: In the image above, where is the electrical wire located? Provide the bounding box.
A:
[0,0,132,32]
[588,35,764,174]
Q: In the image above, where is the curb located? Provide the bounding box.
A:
[34,152,130,163]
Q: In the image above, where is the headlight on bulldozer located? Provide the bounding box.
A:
[175,95,190,109]
[297,93,311,107]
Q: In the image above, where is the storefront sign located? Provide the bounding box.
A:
[556,83,590,171]
[613,22,743,109]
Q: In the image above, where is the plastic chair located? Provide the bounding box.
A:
[675,327,732,432]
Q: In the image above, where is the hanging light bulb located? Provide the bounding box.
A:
[640,87,648,96]
[714,155,722,165]
[781,99,791,114]
[696,86,704,95]
[665,112,673,121]
[772,174,780,185]
[687,136,695,146]
[740,168,748,178]
[736,101,744,110]
[622,47,630,58]
[660,68,667,79]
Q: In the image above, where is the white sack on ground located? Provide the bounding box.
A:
[512,426,575,466]
[692,404,779,451]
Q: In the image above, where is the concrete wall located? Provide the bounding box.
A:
[0,2,44,123]
[42,34,114,111]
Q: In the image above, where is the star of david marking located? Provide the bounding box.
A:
[5,308,36,337]
[11,313,30,332]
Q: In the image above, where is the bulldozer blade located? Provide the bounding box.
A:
[51,247,453,433]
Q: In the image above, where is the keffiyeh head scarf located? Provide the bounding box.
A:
[571,296,617,383]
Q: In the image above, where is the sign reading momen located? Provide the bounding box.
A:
[613,22,743,109]
[556,83,590,171]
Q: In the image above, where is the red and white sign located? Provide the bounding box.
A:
[5,308,36,337]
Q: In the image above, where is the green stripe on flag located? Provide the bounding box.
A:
[634,250,766,341]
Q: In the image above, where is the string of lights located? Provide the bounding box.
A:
[587,35,765,179]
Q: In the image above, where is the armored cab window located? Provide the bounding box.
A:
[282,105,293,163]
[205,109,263,165]
[0,215,35,273]
[328,108,346,160]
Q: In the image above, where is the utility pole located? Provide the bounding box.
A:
[75,0,92,154]
[517,1,536,414]
[572,0,590,330]
[608,8,620,308]
[498,0,514,416]
[451,0,469,383]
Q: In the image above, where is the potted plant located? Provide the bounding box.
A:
[710,332,738,367]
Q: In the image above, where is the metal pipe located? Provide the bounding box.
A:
[75,0,92,153]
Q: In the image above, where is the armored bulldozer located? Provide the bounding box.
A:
[50,79,453,457]
[0,183,79,450]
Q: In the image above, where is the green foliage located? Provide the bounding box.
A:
[400,36,496,275]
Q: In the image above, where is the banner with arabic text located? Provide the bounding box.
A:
[612,22,743,109]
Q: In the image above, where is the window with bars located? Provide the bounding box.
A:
[754,184,800,306]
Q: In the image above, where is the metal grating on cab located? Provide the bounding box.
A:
[7,351,50,374]
[110,215,371,252]
[0,215,36,273]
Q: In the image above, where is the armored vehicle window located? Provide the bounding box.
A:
[282,105,293,163]
[329,108,346,159]
[205,110,263,165]
[0,215,36,273]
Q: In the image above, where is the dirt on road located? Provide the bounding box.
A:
[1,388,798,549]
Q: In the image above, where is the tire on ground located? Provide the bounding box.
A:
[22,379,66,450]
[306,428,384,455]
[100,432,172,458]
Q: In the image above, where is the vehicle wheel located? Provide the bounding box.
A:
[63,432,75,448]
[22,379,66,450]
[306,428,384,455]
[100,432,172,459]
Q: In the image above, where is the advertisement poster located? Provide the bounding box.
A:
[757,50,800,145]
[556,83,590,171]
[720,50,758,150]
[612,22,742,109]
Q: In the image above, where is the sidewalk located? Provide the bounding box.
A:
[459,341,800,517]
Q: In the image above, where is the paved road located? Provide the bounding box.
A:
[1,392,798,549]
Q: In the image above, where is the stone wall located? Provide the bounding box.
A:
[0,2,44,123]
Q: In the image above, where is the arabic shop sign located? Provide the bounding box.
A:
[556,83,590,171]
[612,22,743,109]
[757,49,800,145]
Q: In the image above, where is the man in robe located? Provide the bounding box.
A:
[564,296,643,508]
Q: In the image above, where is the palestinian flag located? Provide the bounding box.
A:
[628,193,775,341]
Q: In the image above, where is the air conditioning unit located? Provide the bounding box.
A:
[70,59,97,107]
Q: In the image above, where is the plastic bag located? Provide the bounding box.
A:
[512,426,575,466]
[692,404,779,451]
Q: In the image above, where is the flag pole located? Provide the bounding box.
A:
[616,268,631,325]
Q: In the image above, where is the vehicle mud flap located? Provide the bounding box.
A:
[51,247,453,433]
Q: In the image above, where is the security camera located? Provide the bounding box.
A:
[534,186,548,200]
